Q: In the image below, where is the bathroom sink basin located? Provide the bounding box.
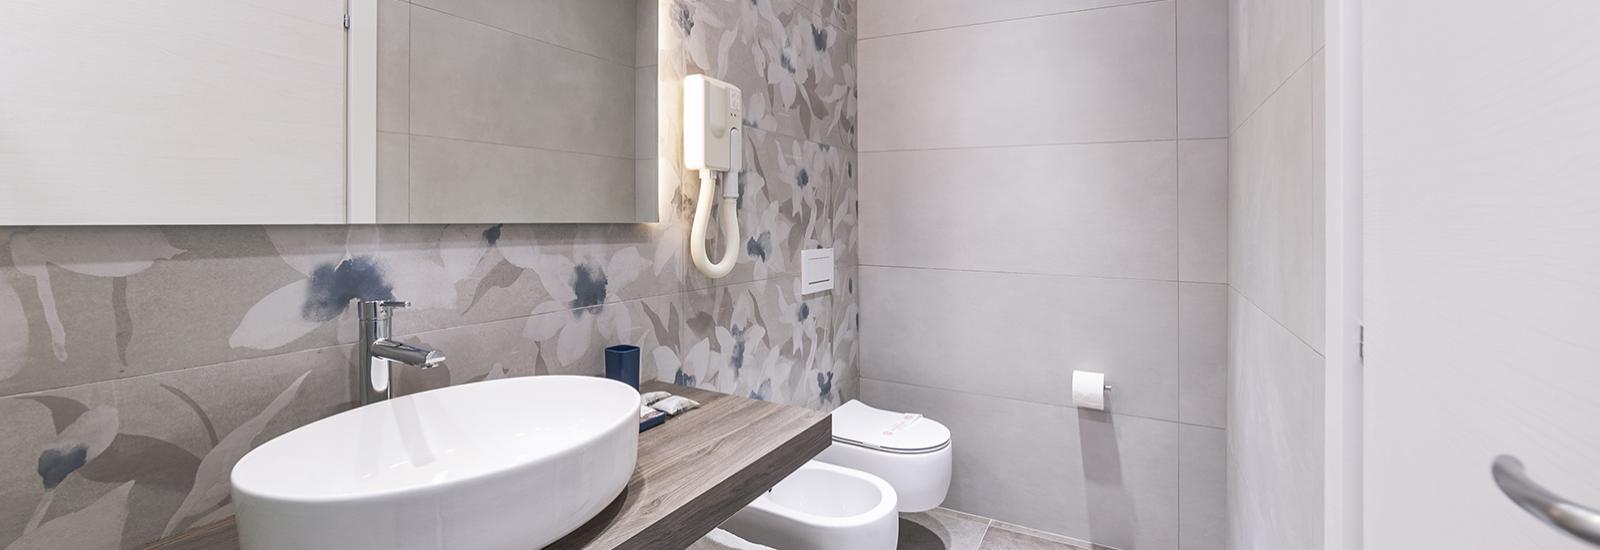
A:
[231,375,640,550]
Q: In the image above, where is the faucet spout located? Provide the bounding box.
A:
[356,299,446,405]
[371,338,446,369]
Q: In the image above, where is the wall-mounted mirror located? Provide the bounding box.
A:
[375,0,658,224]
[0,0,658,225]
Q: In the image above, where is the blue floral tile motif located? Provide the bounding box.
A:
[0,0,858,546]
[570,263,609,310]
[303,258,393,322]
[817,371,834,405]
[746,232,772,261]
[36,446,88,489]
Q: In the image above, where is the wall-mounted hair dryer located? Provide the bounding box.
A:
[683,75,742,279]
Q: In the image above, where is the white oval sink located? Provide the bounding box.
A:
[232,375,640,550]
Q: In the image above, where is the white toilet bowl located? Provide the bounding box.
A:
[815,400,953,512]
[720,460,899,550]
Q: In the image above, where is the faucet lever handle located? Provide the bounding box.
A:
[356,299,413,320]
[370,300,411,309]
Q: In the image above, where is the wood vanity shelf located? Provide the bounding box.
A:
[145,381,832,550]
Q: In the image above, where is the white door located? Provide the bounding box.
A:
[1363,0,1600,548]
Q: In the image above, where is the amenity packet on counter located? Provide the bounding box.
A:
[640,405,664,421]
[651,395,701,416]
[641,391,672,406]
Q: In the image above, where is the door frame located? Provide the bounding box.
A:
[1324,0,1363,548]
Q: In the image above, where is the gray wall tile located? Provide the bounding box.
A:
[0,383,118,546]
[526,0,640,66]
[377,132,410,223]
[1229,0,1314,129]
[858,1,1177,151]
[408,6,636,158]
[1227,290,1324,550]
[1179,138,1229,284]
[414,0,640,66]
[1179,424,1227,550]
[1178,0,1230,139]
[858,0,1148,39]
[1179,283,1228,428]
[1229,63,1322,351]
[99,345,350,544]
[856,1,1226,548]
[377,0,409,133]
[411,0,536,38]
[407,135,636,224]
[1226,1,1325,544]
[861,266,1180,422]
[859,142,1179,280]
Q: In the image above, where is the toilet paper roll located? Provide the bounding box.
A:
[1072,370,1107,411]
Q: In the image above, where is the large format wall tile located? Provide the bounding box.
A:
[407,136,637,223]
[860,266,1179,422]
[377,0,409,133]
[858,1,1176,151]
[1230,63,1323,351]
[1180,423,1228,550]
[1179,283,1228,428]
[1178,0,1230,139]
[0,344,352,548]
[377,132,411,222]
[0,383,117,547]
[1179,138,1229,283]
[409,6,636,158]
[855,3,1226,547]
[858,0,1147,39]
[675,275,840,410]
[1228,291,1324,550]
[861,379,1179,550]
[1230,0,1315,128]
[411,0,639,66]
[859,142,1178,280]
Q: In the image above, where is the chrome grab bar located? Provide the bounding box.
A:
[1493,455,1600,546]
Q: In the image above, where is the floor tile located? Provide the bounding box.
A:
[978,523,1092,550]
[899,507,991,550]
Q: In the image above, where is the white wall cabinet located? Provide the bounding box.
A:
[0,0,363,225]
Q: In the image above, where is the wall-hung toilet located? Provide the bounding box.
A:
[816,400,953,512]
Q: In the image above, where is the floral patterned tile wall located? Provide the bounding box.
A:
[0,0,856,547]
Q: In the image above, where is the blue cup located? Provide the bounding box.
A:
[605,345,641,389]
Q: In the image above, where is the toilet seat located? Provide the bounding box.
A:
[817,400,953,512]
[830,400,951,454]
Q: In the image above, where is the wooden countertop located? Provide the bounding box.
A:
[145,381,832,550]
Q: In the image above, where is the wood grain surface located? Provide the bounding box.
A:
[143,381,831,550]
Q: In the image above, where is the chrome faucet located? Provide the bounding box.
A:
[356,300,445,405]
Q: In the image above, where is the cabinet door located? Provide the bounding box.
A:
[0,0,348,225]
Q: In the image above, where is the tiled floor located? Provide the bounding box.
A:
[898,508,1107,550]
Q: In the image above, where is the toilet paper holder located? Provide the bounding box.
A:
[1071,370,1113,411]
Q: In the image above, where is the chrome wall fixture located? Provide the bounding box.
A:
[1493,455,1600,546]
[356,299,446,405]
